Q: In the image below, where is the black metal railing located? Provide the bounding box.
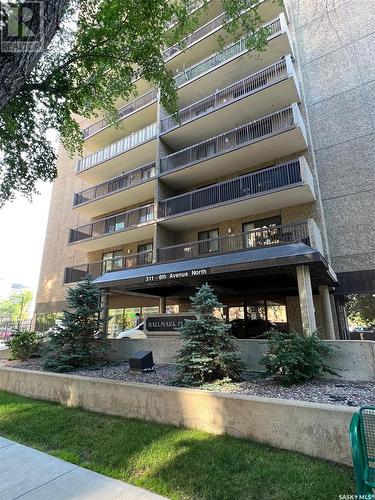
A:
[158,159,302,219]
[82,89,158,139]
[158,221,310,263]
[159,107,294,174]
[64,251,154,284]
[69,204,155,243]
[73,162,156,206]
[161,59,288,133]
[174,17,282,87]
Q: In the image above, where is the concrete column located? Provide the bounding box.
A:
[296,265,317,335]
[159,296,166,314]
[319,285,336,340]
[99,289,109,336]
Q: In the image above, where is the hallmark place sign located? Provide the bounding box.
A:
[145,315,196,332]
[144,268,209,283]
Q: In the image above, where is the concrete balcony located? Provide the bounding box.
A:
[68,204,156,252]
[72,162,157,218]
[159,104,308,189]
[82,89,158,150]
[174,14,292,107]
[157,219,320,263]
[76,123,157,184]
[164,0,285,72]
[161,55,300,149]
[63,251,154,284]
[158,157,315,231]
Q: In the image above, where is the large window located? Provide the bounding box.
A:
[102,250,123,273]
[198,228,219,254]
[242,216,281,248]
[137,243,153,265]
[108,305,180,336]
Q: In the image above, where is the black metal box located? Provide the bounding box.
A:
[129,350,154,372]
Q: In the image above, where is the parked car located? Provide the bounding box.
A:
[230,319,278,339]
[117,322,147,339]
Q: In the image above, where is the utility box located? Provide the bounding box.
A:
[129,350,154,373]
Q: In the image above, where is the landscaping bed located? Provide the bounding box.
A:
[0,390,353,499]
[1,358,374,407]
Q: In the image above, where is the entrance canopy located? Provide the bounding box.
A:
[94,243,338,299]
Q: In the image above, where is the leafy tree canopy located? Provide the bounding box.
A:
[0,289,33,322]
[0,0,280,204]
[346,293,375,327]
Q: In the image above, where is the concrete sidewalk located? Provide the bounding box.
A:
[0,436,167,499]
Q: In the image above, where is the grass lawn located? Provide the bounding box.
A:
[0,390,353,500]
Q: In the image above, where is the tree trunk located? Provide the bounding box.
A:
[0,0,69,110]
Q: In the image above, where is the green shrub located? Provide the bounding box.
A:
[7,330,38,361]
[262,330,335,386]
[175,284,243,386]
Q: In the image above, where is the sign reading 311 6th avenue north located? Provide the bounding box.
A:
[144,268,209,282]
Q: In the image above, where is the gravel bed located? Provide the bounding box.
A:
[1,359,374,407]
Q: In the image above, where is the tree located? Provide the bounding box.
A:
[0,0,279,204]
[175,283,243,386]
[43,276,109,372]
[0,289,33,323]
[346,294,375,327]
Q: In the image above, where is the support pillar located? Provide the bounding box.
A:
[159,296,166,314]
[296,264,316,335]
[99,289,109,336]
[319,285,336,340]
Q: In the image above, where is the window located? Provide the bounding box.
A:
[102,250,123,273]
[137,243,153,264]
[242,216,281,249]
[198,228,219,254]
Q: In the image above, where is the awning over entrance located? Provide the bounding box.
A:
[94,243,338,297]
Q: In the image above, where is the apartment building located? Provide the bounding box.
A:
[35,0,375,338]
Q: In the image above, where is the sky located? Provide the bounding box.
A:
[0,181,53,312]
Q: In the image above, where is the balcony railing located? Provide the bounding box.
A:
[73,162,156,207]
[174,16,282,87]
[161,59,289,133]
[159,158,304,218]
[164,10,229,60]
[69,203,155,243]
[81,90,158,140]
[64,251,154,284]
[160,107,294,174]
[158,221,310,263]
[76,122,157,174]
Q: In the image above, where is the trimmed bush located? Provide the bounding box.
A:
[175,283,243,386]
[7,330,38,361]
[262,330,335,386]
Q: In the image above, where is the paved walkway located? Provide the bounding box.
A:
[0,436,167,499]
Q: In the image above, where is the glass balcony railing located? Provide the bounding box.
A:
[158,158,306,219]
[76,122,157,174]
[160,107,294,174]
[174,16,282,88]
[73,162,156,207]
[64,251,154,284]
[161,59,289,133]
[69,203,155,244]
[158,221,311,263]
[81,89,158,140]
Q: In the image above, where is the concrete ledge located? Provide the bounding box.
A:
[108,338,375,381]
[0,367,355,466]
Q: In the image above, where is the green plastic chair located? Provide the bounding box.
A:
[350,406,375,495]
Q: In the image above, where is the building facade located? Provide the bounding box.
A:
[35,0,375,338]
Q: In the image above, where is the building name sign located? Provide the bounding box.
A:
[144,268,209,282]
[146,315,197,332]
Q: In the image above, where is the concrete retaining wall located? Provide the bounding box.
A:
[0,367,355,465]
[109,338,375,381]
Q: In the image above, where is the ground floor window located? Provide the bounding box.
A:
[227,299,288,339]
[34,312,63,332]
[108,305,179,336]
